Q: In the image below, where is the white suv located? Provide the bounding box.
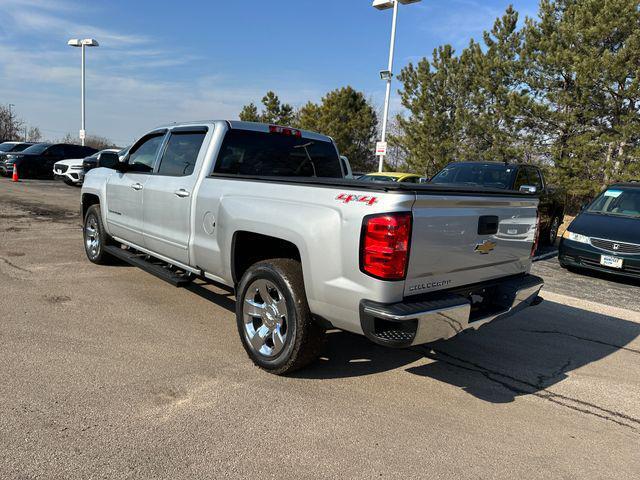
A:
[54,149,119,186]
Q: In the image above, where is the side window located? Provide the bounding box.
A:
[79,147,95,157]
[127,134,165,173]
[46,145,65,157]
[527,167,543,190]
[402,177,419,183]
[67,145,85,157]
[214,129,342,178]
[156,131,206,176]
[513,168,529,190]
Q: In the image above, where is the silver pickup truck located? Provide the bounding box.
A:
[81,121,543,374]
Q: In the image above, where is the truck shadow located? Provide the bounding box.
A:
[296,301,640,404]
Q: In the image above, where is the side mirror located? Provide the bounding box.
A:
[97,152,123,170]
[519,185,538,194]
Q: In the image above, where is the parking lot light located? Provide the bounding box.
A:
[67,38,99,146]
[372,0,422,172]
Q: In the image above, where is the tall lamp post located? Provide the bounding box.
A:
[68,38,99,146]
[8,103,14,140]
[372,0,421,172]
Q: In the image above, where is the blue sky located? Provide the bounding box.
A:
[0,0,538,146]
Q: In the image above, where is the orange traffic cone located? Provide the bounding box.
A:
[12,164,19,182]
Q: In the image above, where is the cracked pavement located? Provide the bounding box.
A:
[1,180,639,479]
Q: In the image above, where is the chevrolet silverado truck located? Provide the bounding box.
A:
[81,121,544,375]
[431,162,566,245]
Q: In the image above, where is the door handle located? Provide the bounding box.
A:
[131,183,143,191]
[174,189,190,198]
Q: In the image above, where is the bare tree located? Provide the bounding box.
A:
[57,132,118,150]
[24,126,42,142]
[0,103,24,141]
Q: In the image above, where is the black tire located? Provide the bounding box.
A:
[83,204,116,265]
[236,259,326,375]
[545,216,561,245]
[63,178,76,186]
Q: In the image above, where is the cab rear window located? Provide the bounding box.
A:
[213,129,342,178]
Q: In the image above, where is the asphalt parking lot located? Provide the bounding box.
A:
[1,179,639,479]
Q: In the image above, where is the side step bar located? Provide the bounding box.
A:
[103,245,193,287]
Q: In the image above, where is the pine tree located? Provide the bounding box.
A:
[523,0,640,199]
[394,45,462,176]
[297,86,378,172]
[238,92,295,125]
[460,6,535,164]
[395,0,640,204]
[239,102,260,122]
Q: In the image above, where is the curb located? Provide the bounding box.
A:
[533,250,558,262]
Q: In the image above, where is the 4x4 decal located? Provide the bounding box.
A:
[335,193,378,206]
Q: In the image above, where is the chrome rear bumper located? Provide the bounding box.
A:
[360,274,543,347]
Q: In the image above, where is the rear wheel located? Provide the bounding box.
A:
[83,204,116,265]
[236,259,325,375]
[546,216,561,245]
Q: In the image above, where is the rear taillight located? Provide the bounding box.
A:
[269,125,302,137]
[531,212,541,257]
[361,212,412,280]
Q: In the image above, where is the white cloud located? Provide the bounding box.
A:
[0,0,326,144]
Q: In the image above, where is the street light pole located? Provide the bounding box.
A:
[8,103,14,140]
[68,38,99,146]
[378,1,398,173]
[81,43,85,146]
[372,0,421,172]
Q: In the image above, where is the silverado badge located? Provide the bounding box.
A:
[475,240,497,254]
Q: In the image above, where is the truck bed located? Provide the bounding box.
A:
[210,173,537,197]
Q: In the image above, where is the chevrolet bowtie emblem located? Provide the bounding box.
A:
[475,240,497,254]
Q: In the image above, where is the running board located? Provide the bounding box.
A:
[103,245,193,287]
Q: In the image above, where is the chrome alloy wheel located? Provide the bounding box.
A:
[242,279,288,358]
[85,215,100,259]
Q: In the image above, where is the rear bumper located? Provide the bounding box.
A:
[360,274,543,347]
[559,239,640,279]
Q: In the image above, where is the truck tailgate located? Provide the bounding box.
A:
[405,195,539,297]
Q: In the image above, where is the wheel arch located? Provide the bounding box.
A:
[81,193,100,219]
[231,231,302,286]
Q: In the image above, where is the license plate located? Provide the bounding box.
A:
[600,255,623,269]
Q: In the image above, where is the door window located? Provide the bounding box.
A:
[526,167,543,190]
[46,145,65,157]
[127,134,165,173]
[513,168,529,190]
[156,131,206,176]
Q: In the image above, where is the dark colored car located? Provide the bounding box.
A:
[82,146,130,175]
[559,183,640,279]
[0,142,35,168]
[0,141,34,153]
[0,143,98,179]
[430,162,566,244]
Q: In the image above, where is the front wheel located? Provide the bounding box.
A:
[236,259,325,375]
[83,204,116,265]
